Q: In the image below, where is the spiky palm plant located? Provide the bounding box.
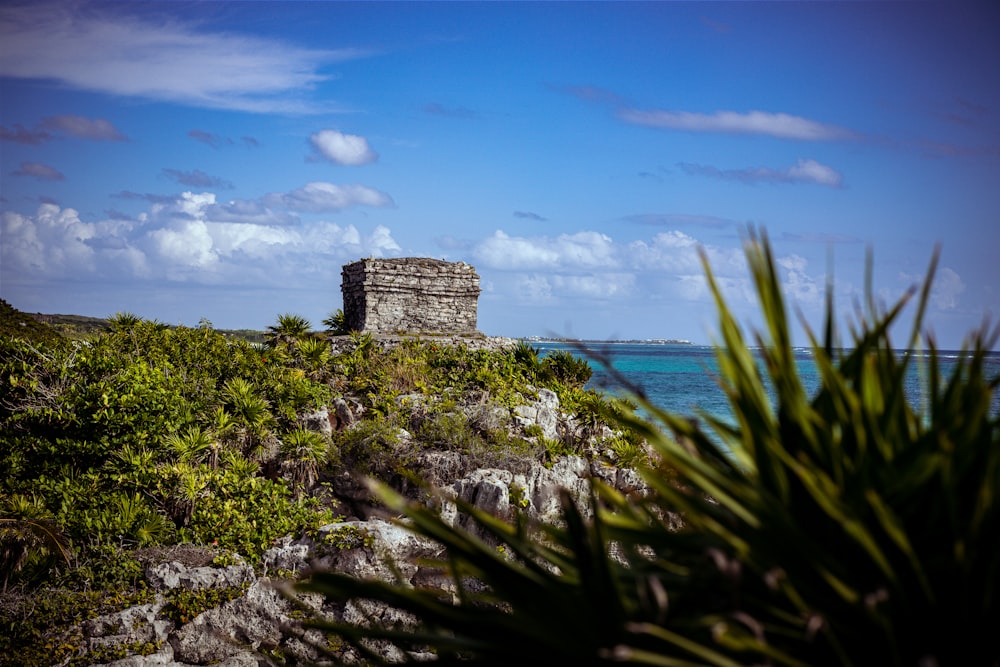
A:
[279,428,329,494]
[0,495,72,592]
[265,313,313,350]
[220,378,277,461]
[324,309,350,336]
[295,231,999,666]
[297,337,333,381]
[165,425,215,467]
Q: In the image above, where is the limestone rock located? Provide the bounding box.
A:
[146,557,255,592]
[169,580,291,664]
[297,407,333,436]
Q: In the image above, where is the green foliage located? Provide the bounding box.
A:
[281,428,330,493]
[296,232,1000,666]
[0,586,153,666]
[265,313,313,350]
[541,348,593,387]
[323,309,350,335]
[332,415,409,475]
[0,299,66,347]
[162,583,250,625]
[1,315,337,585]
[320,524,375,551]
[180,467,335,561]
[0,494,72,592]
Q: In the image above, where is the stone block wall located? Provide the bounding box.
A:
[341,257,481,334]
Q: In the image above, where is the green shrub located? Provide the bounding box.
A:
[296,231,1000,666]
[162,583,250,625]
[180,468,335,561]
[541,348,593,387]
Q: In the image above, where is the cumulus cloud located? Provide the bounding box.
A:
[264,182,394,212]
[777,254,823,306]
[473,230,617,270]
[1,193,400,290]
[0,2,368,114]
[162,168,233,189]
[13,161,64,181]
[515,272,636,303]
[470,227,782,311]
[901,266,965,310]
[309,130,379,166]
[679,158,844,188]
[930,267,965,309]
[619,108,856,141]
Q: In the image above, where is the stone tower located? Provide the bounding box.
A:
[340,257,481,335]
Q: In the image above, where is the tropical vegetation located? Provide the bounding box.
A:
[0,302,617,663]
[297,232,1000,666]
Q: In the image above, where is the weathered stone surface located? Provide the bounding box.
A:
[84,602,173,666]
[169,581,291,664]
[342,257,480,335]
[146,558,255,592]
[510,387,561,441]
[297,407,333,436]
[333,397,357,430]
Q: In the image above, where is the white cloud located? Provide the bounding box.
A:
[511,272,635,304]
[472,230,616,270]
[679,158,844,188]
[618,108,856,141]
[0,3,368,114]
[266,182,394,212]
[931,267,965,310]
[787,159,843,187]
[897,266,965,311]
[469,227,836,318]
[310,130,379,166]
[1,204,145,278]
[778,254,823,307]
[1,189,401,290]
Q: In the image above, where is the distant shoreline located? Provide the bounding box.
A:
[523,337,696,346]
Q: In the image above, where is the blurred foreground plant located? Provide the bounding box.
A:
[296,230,999,666]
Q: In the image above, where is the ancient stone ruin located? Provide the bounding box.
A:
[341,257,481,335]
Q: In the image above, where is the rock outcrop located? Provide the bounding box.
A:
[85,447,642,666]
[72,359,651,666]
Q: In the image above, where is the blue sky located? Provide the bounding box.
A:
[2,1,998,348]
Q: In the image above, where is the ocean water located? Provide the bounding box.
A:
[535,342,1000,427]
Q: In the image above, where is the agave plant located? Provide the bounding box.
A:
[295,230,999,666]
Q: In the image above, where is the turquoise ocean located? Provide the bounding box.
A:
[535,342,1000,426]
